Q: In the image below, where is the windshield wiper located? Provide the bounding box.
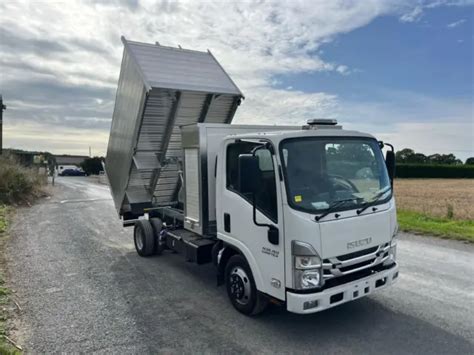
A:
[356,187,391,215]
[315,198,360,221]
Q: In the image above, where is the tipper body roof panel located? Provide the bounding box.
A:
[126,40,242,95]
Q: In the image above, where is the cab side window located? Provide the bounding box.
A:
[226,142,278,222]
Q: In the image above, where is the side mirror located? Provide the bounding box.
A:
[268,225,279,245]
[238,154,262,194]
[239,151,279,246]
[385,150,396,184]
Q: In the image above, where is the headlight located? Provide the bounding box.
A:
[292,241,323,290]
[295,255,321,269]
[299,270,320,288]
[294,269,322,289]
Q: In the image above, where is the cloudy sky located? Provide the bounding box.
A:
[1,0,473,160]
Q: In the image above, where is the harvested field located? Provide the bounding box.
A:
[394,179,474,220]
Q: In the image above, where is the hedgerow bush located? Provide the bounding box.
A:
[0,156,47,204]
[396,164,474,178]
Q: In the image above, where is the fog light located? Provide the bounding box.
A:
[303,300,319,310]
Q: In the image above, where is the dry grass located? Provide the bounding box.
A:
[0,207,21,354]
[394,179,474,220]
[0,156,48,205]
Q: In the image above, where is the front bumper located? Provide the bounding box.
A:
[286,263,399,314]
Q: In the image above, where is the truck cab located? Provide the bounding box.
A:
[215,121,398,314]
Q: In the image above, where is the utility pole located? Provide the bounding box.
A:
[89,146,91,157]
[0,95,6,155]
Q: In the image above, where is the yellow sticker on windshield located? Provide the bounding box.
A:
[294,195,302,203]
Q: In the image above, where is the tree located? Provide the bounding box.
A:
[396,148,464,165]
[80,157,104,175]
[395,148,415,163]
[428,153,460,165]
[335,143,374,162]
[411,153,428,164]
[466,157,474,165]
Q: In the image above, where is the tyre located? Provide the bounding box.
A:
[150,217,164,255]
[134,220,155,257]
[225,254,268,315]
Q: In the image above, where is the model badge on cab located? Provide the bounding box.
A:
[347,237,372,249]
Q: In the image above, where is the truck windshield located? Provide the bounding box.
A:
[279,137,391,214]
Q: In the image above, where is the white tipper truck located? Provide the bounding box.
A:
[105,38,399,315]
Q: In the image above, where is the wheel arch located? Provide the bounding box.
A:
[216,238,265,292]
[216,244,237,285]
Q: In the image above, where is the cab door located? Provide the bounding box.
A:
[216,139,286,301]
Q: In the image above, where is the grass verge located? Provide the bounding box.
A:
[0,156,48,354]
[0,206,21,354]
[0,156,47,205]
[398,209,474,242]
[0,207,6,235]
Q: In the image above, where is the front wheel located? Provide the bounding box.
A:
[225,255,268,315]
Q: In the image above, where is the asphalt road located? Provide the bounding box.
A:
[6,177,474,354]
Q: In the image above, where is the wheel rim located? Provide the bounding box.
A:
[229,267,251,305]
[135,228,144,251]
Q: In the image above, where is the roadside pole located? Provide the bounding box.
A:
[0,95,5,155]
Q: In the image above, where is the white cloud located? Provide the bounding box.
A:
[336,65,350,75]
[336,92,474,161]
[376,122,474,161]
[235,88,338,126]
[447,18,466,28]
[399,6,424,22]
[4,122,110,156]
[0,0,472,159]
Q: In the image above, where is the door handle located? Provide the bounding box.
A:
[224,213,231,233]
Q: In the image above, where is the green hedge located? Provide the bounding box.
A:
[395,164,474,178]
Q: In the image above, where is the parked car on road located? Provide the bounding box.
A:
[59,168,86,176]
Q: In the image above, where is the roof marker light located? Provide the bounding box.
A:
[306,119,338,126]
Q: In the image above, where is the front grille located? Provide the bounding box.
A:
[323,262,395,290]
[337,246,378,261]
[340,258,374,272]
[323,242,390,279]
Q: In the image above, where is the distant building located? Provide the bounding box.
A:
[3,149,49,167]
[55,155,88,167]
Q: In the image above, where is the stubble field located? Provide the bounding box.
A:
[394,179,474,220]
[394,179,474,241]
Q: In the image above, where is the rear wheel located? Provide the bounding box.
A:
[134,220,155,257]
[225,255,268,315]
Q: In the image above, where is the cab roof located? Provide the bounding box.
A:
[226,127,376,142]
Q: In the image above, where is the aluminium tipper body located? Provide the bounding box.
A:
[105,37,243,217]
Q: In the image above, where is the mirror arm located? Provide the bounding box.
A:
[250,144,272,228]
[252,192,271,228]
[385,143,394,152]
[252,193,279,245]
